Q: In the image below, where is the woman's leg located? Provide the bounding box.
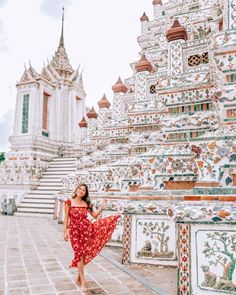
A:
[76,273,81,285]
[77,259,87,291]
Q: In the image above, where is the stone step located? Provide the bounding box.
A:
[24,195,55,200]
[27,190,54,197]
[15,157,76,217]
[14,212,53,217]
[38,183,62,188]
[22,199,55,204]
[43,171,72,175]
[37,184,62,188]
[46,167,76,172]
[48,165,75,169]
[39,179,62,184]
[18,203,55,209]
[40,176,63,180]
[36,187,61,191]
[52,158,77,162]
[49,163,76,167]
[16,207,54,214]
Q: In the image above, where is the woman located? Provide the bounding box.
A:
[64,183,120,292]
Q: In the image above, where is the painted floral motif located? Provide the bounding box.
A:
[136,218,175,260]
[178,224,191,295]
[200,231,236,293]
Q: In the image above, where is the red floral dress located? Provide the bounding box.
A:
[65,199,120,267]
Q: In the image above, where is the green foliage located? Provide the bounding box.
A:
[0,152,5,162]
[202,231,236,281]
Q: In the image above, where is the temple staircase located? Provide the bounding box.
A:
[15,157,77,217]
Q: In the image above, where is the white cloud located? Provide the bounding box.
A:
[0,109,14,151]
[40,0,72,20]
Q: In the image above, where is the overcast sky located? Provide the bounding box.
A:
[0,0,155,151]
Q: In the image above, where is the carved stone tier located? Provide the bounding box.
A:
[194,181,220,188]
[232,174,236,186]
[164,181,196,190]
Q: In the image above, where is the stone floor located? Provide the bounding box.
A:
[0,216,177,295]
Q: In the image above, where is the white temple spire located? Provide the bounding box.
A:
[59,7,65,47]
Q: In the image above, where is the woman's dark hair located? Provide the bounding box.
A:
[72,183,93,211]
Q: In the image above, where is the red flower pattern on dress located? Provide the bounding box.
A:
[65,199,120,267]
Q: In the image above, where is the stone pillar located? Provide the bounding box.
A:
[97,94,111,127]
[78,117,88,142]
[111,77,127,122]
[134,54,152,103]
[167,40,185,76]
[153,0,164,20]
[166,19,188,76]
[140,13,149,35]
[86,107,98,140]
[122,214,132,265]
[223,0,236,30]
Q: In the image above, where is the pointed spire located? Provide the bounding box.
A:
[49,7,73,78]
[166,19,188,42]
[135,54,152,73]
[87,106,98,119]
[18,64,40,84]
[79,71,85,90]
[140,12,149,22]
[79,116,88,128]
[112,77,128,93]
[153,0,162,5]
[59,7,65,47]
[98,94,111,109]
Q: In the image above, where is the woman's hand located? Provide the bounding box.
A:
[64,229,69,241]
[100,199,107,209]
[117,205,123,215]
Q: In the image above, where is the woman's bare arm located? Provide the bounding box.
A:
[88,200,107,219]
[64,202,70,241]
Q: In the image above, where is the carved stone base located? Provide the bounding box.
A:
[129,185,139,192]
[184,195,236,202]
[164,181,196,190]
[194,181,219,187]
[138,186,154,191]
[107,189,120,192]
[232,174,236,186]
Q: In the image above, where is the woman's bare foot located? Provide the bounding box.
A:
[81,280,87,292]
[76,274,81,286]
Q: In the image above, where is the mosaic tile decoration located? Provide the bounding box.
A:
[131,214,177,266]
[191,223,236,295]
[177,223,191,295]
[122,214,132,265]
[178,221,236,295]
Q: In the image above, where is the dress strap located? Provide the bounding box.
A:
[65,199,71,206]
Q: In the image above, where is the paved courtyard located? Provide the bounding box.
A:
[0,216,177,295]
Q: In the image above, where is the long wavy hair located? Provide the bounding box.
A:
[72,183,93,212]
